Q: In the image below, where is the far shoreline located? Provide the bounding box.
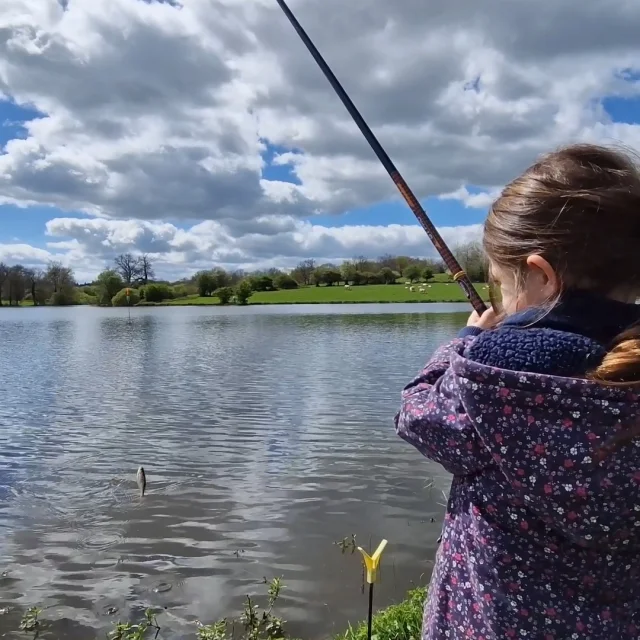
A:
[2,282,490,309]
[1,298,482,308]
[144,298,476,306]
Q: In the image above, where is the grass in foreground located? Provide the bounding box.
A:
[16,582,426,640]
[337,587,425,640]
[162,283,489,306]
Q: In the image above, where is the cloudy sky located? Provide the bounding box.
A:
[1,0,639,281]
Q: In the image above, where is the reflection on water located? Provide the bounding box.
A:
[0,304,466,638]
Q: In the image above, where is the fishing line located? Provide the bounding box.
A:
[274,0,487,313]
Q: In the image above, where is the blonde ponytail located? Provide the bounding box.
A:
[587,325,640,456]
[588,325,640,386]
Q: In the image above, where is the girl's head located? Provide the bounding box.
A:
[484,143,640,315]
[484,143,640,384]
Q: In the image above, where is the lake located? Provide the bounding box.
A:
[0,304,468,639]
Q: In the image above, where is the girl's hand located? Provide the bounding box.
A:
[467,306,502,330]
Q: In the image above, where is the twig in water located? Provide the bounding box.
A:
[436,489,450,508]
[334,534,357,554]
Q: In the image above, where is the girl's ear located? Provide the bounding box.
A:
[525,254,560,300]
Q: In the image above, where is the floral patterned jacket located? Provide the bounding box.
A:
[395,292,640,639]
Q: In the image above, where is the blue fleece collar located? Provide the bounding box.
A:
[460,291,640,377]
[503,289,640,346]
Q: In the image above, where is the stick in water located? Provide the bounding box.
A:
[274,0,487,314]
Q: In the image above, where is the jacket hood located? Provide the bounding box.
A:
[452,352,640,548]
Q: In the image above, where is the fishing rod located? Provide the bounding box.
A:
[274,0,487,314]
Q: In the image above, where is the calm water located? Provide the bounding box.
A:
[0,304,467,639]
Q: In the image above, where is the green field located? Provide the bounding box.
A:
[2,276,489,308]
[162,282,490,306]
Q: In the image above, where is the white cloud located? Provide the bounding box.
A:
[437,187,502,209]
[26,216,482,281]
[0,0,639,277]
[0,243,54,264]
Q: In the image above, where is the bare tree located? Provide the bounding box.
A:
[377,253,400,271]
[352,255,372,272]
[45,261,76,305]
[228,269,246,286]
[114,253,142,284]
[139,254,155,285]
[292,259,315,285]
[46,261,75,293]
[0,263,8,306]
[5,265,26,306]
[23,268,46,305]
[46,261,63,292]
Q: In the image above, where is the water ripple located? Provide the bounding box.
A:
[0,304,465,638]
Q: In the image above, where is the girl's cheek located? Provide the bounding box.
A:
[502,291,521,315]
[500,288,513,312]
[503,300,516,314]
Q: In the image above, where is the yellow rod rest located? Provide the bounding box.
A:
[357,539,388,585]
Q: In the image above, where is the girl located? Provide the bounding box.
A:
[395,143,640,639]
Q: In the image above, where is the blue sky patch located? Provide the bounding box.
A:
[261,142,303,185]
[309,197,486,229]
[602,95,640,124]
[0,100,45,150]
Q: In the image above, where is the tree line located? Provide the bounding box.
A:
[190,240,487,295]
[0,242,487,307]
[287,241,487,288]
[0,252,159,306]
[187,241,487,302]
[0,261,76,306]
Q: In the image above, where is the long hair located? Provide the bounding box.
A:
[484,143,640,448]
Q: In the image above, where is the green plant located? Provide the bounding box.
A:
[379,267,399,285]
[108,609,160,640]
[49,289,76,306]
[196,269,230,297]
[196,271,215,297]
[336,587,426,640]
[96,270,125,305]
[112,287,141,307]
[196,577,287,640]
[249,275,274,292]
[263,577,285,639]
[266,576,283,608]
[235,280,253,305]
[19,606,42,633]
[172,284,189,298]
[215,286,234,305]
[74,290,98,305]
[240,595,261,640]
[402,264,421,283]
[273,274,298,290]
[144,283,174,303]
[262,615,285,640]
[197,619,228,640]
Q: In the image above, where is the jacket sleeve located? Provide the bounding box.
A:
[394,334,494,476]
